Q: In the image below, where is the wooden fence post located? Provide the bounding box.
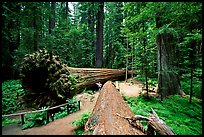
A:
[21,114,25,125]
[46,111,49,124]
[78,100,80,110]
[67,104,69,115]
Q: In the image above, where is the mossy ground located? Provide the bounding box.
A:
[123,95,202,135]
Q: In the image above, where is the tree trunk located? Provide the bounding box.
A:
[21,50,134,108]
[189,40,195,103]
[84,81,145,135]
[156,14,181,99]
[49,2,55,34]
[84,81,175,135]
[66,2,68,31]
[143,20,149,97]
[33,4,38,51]
[95,2,104,68]
[147,108,176,135]
[125,37,128,82]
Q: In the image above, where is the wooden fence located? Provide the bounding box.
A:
[2,100,80,125]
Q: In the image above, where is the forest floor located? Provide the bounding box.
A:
[2,79,146,135]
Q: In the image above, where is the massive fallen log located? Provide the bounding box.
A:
[20,49,134,108]
[84,81,176,135]
[84,81,145,135]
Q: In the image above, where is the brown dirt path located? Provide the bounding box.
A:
[118,82,143,97]
[2,92,100,135]
[2,79,145,135]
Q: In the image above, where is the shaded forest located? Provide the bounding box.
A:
[1,2,202,135]
[2,2,202,99]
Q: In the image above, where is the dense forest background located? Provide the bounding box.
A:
[2,2,202,99]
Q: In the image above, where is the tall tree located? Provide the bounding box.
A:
[66,2,69,31]
[156,4,181,99]
[95,2,104,68]
[49,2,56,34]
[33,4,38,51]
[2,2,21,80]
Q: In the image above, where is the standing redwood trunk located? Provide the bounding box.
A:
[95,2,104,68]
[65,2,69,31]
[49,2,56,34]
[156,14,181,99]
[33,4,38,51]
[125,36,128,82]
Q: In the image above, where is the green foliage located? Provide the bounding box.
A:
[72,111,92,135]
[123,95,202,135]
[82,89,94,95]
[22,106,49,130]
[147,78,157,88]
[135,75,146,82]
[2,80,25,115]
[53,107,68,120]
[180,73,202,99]
[66,96,80,114]
[2,117,21,127]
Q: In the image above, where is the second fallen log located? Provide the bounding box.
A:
[20,49,134,108]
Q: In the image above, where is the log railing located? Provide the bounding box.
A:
[2,100,80,125]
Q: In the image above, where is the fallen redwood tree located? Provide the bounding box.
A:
[20,49,134,108]
[84,81,176,135]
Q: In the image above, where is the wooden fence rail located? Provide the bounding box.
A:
[2,100,80,125]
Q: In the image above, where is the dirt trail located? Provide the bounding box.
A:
[2,92,100,135]
[2,79,143,135]
[118,81,143,97]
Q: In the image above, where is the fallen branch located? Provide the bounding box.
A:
[147,108,176,135]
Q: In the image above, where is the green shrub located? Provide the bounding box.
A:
[72,111,92,135]
[82,89,94,95]
[2,117,21,127]
[123,95,202,135]
[22,106,49,130]
[2,80,25,115]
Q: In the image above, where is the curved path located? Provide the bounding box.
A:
[2,92,99,135]
[2,79,143,135]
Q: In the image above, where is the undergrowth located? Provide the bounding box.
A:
[72,110,92,135]
[123,95,202,135]
[2,79,80,129]
[2,79,26,115]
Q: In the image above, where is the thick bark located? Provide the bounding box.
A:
[84,81,145,135]
[95,2,104,68]
[84,81,175,135]
[21,50,134,108]
[156,14,181,99]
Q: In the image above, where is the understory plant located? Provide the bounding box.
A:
[123,95,202,135]
[2,79,25,115]
[72,111,92,135]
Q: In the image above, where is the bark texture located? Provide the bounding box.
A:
[20,49,133,108]
[156,14,181,99]
[84,81,175,135]
[95,2,104,68]
[84,81,145,135]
